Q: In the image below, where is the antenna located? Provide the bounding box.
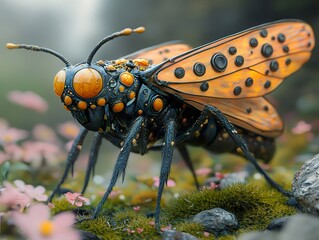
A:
[6,43,72,67]
[86,27,145,65]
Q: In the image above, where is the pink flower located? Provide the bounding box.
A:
[153,176,176,188]
[22,141,60,164]
[11,204,80,240]
[133,206,140,212]
[109,189,122,199]
[195,167,212,176]
[64,192,90,207]
[0,127,28,145]
[161,225,172,232]
[7,90,48,113]
[14,180,48,202]
[0,182,31,211]
[57,122,80,139]
[136,228,144,234]
[32,124,58,143]
[0,151,9,164]
[215,172,224,180]
[148,220,155,227]
[3,144,24,161]
[292,121,312,134]
[203,231,210,237]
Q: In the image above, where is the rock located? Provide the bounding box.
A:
[280,214,319,240]
[293,154,319,215]
[162,230,198,240]
[267,216,291,231]
[219,172,248,189]
[237,231,279,240]
[238,214,319,240]
[192,208,238,236]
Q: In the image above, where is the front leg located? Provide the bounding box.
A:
[91,116,145,218]
[155,118,177,229]
[47,127,89,202]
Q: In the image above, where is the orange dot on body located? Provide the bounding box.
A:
[119,72,134,86]
[97,98,106,106]
[128,91,136,99]
[119,85,125,92]
[73,68,103,98]
[53,70,66,96]
[112,102,125,113]
[64,95,72,105]
[138,109,143,115]
[77,101,87,110]
[152,98,164,112]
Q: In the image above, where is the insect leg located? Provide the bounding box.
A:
[155,118,176,229]
[203,105,292,197]
[177,145,200,190]
[81,132,103,194]
[91,116,145,218]
[47,127,89,202]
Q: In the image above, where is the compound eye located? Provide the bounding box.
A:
[73,68,103,98]
[53,70,66,96]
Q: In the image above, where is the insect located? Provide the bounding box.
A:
[7,19,315,227]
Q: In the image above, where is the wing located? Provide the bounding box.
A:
[123,41,192,65]
[151,20,315,137]
[183,96,283,137]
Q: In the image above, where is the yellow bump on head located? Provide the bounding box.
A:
[53,70,66,96]
[133,58,149,67]
[6,43,19,49]
[97,98,106,106]
[90,104,97,109]
[138,109,143,115]
[128,91,136,100]
[133,27,145,34]
[64,95,72,105]
[77,101,87,110]
[39,220,53,236]
[63,105,70,111]
[112,101,125,113]
[119,72,134,87]
[121,28,133,35]
[152,98,164,112]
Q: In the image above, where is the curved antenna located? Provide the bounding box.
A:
[86,27,145,65]
[6,43,72,67]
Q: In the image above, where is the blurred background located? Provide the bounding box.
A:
[1,0,318,178]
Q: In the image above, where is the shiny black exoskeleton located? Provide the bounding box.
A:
[7,26,292,228]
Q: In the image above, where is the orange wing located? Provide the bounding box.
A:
[123,41,192,65]
[151,20,315,137]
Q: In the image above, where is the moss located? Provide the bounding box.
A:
[175,222,204,238]
[76,216,121,240]
[130,189,158,207]
[165,183,296,231]
[50,197,78,215]
[113,210,160,239]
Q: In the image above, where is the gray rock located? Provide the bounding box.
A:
[192,208,238,236]
[162,230,198,240]
[267,216,291,231]
[237,231,279,240]
[219,172,248,189]
[293,154,319,215]
[238,214,319,240]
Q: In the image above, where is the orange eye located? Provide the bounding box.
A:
[73,68,103,98]
[53,70,66,96]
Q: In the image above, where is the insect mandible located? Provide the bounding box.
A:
[7,19,315,227]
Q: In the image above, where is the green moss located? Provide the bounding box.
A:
[50,197,78,215]
[165,183,296,231]
[113,210,160,239]
[77,216,121,240]
[175,222,204,238]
